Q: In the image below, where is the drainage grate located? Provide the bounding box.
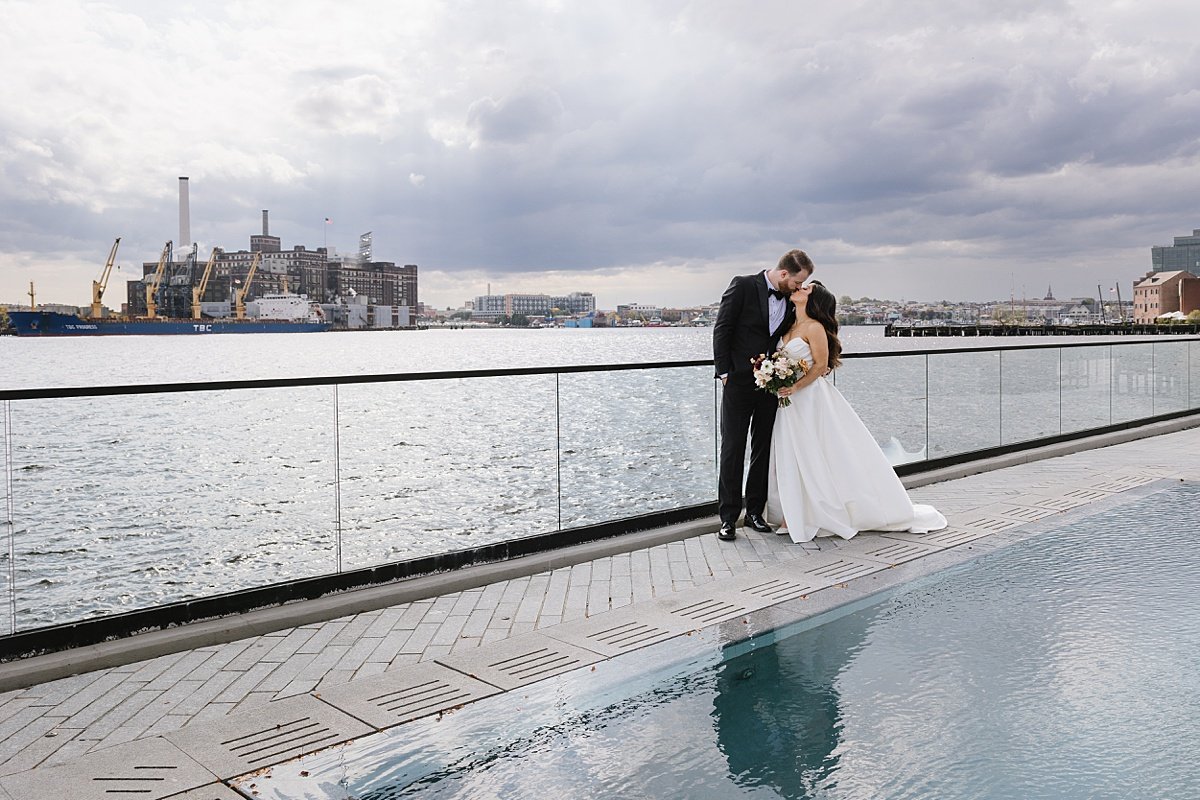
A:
[668,597,749,624]
[1030,494,1095,511]
[1090,475,1155,492]
[494,646,582,679]
[959,515,1023,532]
[987,503,1059,522]
[740,577,824,603]
[165,695,372,778]
[803,558,881,583]
[1060,487,1110,503]
[854,540,937,564]
[906,526,997,547]
[89,766,179,795]
[222,716,337,767]
[0,738,214,800]
[317,664,501,729]
[583,620,676,651]
[437,633,604,690]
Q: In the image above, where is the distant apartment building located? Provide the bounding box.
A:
[472,294,508,320]
[330,261,418,313]
[471,291,595,320]
[1132,270,1200,323]
[617,303,661,319]
[554,292,596,315]
[1151,228,1200,273]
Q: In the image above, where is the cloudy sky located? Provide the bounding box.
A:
[2,0,1198,310]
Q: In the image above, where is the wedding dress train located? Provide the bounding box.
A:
[766,338,947,543]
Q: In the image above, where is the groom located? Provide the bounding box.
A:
[712,249,814,541]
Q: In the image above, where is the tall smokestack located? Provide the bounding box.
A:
[178,177,191,253]
[262,210,269,236]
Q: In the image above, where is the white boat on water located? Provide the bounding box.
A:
[247,292,326,324]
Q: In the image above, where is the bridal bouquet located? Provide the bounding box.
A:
[751,350,809,408]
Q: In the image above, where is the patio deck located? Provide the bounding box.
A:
[0,420,1197,799]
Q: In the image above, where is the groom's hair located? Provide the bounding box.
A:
[778,249,814,275]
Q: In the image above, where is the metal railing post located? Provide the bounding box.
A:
[555,373,562,531]
[333,384,343,573]
[998,350,1004,445]
[924,354,930,461]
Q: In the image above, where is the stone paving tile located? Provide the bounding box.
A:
[350,661,388,681]
[39,671,129,720]
[0,719,78,776]
[0,700,36,730]
[76,688,164,743]
[294,620,350,654]
[0,709,60,767]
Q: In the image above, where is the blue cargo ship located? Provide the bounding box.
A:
[8,310,330,336]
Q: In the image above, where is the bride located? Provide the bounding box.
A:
[766,281,947,542]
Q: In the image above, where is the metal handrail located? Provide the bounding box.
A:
[4,337,1197,401]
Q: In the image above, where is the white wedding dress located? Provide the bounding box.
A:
[766,337,947,543]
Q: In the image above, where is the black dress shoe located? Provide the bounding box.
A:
[745,513,773,533]
[717,522,737,541]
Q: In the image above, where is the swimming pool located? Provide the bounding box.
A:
[239,482,1200,799]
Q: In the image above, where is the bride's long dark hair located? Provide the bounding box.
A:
[806,281,843,369]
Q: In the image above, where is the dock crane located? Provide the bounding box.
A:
[89,237,121,319]
[234,252,262,320]
[190,248,221,319]
[144,241,172,320]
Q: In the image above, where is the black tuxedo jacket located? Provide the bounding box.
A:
[713,271,795,385]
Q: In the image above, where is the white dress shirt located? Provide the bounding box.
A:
[765,272,785,334]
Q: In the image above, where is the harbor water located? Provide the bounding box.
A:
[0,327,1182,631]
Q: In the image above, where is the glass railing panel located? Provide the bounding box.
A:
[1060,345,1112,433]
[5,386,336,632]
[1111,343,1155,423]
[1152,341,1189,416]
[336,376,557,568]
[1000,348,1061,444]
[559,366,715,527]
[1192,341,1200,410]
[1,402,12,634]
[833,355,928,465]
[927,350,1001,458]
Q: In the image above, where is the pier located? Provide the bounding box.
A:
[885,321,1200,336]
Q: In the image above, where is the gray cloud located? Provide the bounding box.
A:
[1,0,1198,309]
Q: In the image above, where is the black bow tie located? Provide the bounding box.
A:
[769,288,787,300]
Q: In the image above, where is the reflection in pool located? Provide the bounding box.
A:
[243,482,1200,799]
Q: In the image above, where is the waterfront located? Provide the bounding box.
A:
[0,325,1167,390]
[0,328,1188,632]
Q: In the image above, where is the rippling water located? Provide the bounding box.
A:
[250,483,1200,799]
[0,328,1187,631]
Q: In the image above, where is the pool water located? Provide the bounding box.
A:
[244,483,1200,799]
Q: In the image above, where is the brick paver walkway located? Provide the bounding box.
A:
[0,426,1196,782]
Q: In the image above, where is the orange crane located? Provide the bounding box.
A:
[144,241,172,319]
[190,248,221,319]
[234,252,262,320]
[89,237,121,319]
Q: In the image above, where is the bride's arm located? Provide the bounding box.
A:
[779,321,828,396]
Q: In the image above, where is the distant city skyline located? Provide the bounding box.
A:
[2,2,1198,310]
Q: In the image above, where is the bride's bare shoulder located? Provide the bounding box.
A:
[799,319,825,340]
